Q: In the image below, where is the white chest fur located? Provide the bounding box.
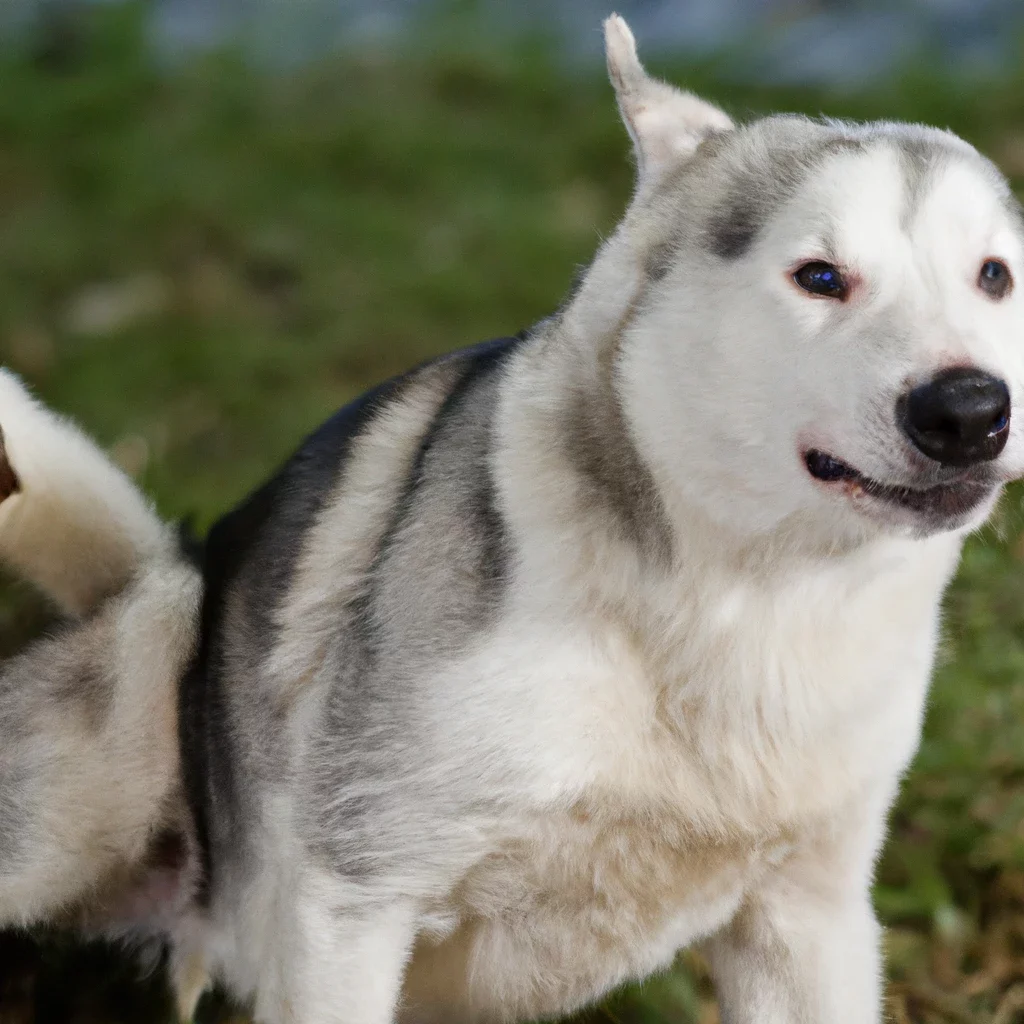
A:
[399,530,962,1022]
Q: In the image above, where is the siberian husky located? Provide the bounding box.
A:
[1,14,1023,1024]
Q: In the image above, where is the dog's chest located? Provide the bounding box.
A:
[626,541,954,826]
[397,538,957,1021]
[402,810,783,1023]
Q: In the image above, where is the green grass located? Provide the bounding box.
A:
[4,5,1024,1021]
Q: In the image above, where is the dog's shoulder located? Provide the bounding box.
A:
[201,335,524,604]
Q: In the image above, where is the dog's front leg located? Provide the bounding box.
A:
[256,880,417,1024]
[703,798,888,1024]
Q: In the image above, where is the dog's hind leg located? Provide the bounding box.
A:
[255,873,416,1024]
[0,370,171,616]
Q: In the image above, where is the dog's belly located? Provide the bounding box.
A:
[399,816,784,1023]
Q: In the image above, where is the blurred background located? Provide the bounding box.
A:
[3,1,1024,1022]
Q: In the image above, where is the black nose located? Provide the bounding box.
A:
[901,368,1011,467]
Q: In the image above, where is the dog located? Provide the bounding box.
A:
[1,14,1023,1023]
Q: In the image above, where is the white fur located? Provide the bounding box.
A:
[0,558,201,924]
[605,14,733,181]
[0,370,171,615]
[0,372,199,988]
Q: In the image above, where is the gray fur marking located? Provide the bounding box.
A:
[562,340,674,565]
[0,620,111,868]
[700,129,865,262]
[696,119,991,263]
[308,347,518,879]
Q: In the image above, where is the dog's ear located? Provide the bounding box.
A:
[604,14,733,184]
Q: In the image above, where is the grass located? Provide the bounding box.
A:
[3,4,1024,1021]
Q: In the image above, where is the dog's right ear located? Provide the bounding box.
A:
[604,14,733,186]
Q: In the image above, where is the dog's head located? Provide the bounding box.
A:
[602,15,1024,545]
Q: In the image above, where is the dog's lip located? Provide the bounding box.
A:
[802,447,995,517]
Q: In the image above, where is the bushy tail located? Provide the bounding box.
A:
[0,370,173,616]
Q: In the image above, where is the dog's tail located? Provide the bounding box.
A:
[0,370,174,617]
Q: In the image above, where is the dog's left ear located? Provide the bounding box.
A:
[604,14,733,184]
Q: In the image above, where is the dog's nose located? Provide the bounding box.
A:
[901,368,1011,467]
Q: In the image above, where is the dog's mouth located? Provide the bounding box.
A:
[803,448,996,523]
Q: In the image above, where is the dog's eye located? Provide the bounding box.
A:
[979,259,1012,300]
[793,262,847,299]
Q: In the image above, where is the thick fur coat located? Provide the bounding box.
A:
[1,15,1024,1024]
